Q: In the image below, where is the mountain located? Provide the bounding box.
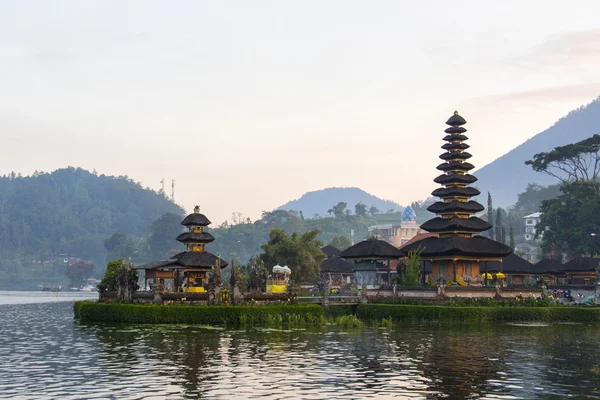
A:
[276,187,403,217]
[0,167,184,271]
[474,96,600,207]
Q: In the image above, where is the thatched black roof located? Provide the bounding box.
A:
[441,142,470,151]
[321,245,341,258]
[427,200,484,214]
[439,151,472,161]
[533,258,564,274]
[321,256,354,273]
[181,213,211,227]
[486,254,534,273]
[421,216,491,233]
[401,235,512,259]
[442,134,468,142]
[135,259,183,270]
[340,239,404,259]
[171,251,228,268]
[446,112,466,126]
[444,126,467,134]
[436,162,475,172]
[563,257,600,272]
[431,186,480,198]
[176,231,215,244]
[434,173,478,186]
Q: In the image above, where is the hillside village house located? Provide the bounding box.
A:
[524,212,542,241]
[367,206,424,247]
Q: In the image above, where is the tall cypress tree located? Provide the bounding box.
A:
[487,192,494,239]
[495,208,504,244]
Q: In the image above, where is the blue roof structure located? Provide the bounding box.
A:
[401,206,416,222]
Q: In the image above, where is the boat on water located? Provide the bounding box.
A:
[38,284,62,292]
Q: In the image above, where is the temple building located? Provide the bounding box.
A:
[138,206,228,292]
[367,206,425,247]
[339,239,403,287]
[401,111,512,286]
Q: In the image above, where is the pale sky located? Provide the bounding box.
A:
[2,1,600,224]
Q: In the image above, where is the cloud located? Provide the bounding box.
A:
[473,83,600,105]
[509,29,600,71]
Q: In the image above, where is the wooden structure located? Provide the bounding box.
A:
[339,239,403,287]
[401,111,512,286]
[137,206,228,292]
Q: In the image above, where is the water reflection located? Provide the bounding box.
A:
[1,300,600,399]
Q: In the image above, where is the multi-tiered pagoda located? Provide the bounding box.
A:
[402,111,512,285]
[138,206,227,292]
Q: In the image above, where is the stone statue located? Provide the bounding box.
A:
[229,260,244,305]
[207,258,223,305]
[360,283,368,304]
[116,259,139,303]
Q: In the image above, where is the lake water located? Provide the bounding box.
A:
[1,293,599,399]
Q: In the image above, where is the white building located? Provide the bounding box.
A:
[523,212,542,241]
[368,206,424,247]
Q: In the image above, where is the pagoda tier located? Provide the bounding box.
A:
[439,151,472,161]
[403,235,511,260]
[431,186,480,198]
[176,231,215,244]
[436,161,475,172]
[427,200,485,214]
[433,173,478,185]
[181,212,211,227]
[442,142,470,151]
[420,216,491,233]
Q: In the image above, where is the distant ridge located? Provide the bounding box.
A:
[474,96,600,207]
[276,187,402,217]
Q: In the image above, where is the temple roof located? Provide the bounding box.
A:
[176,231,215,244]
[444,126,467,134]
[442,142,470,151]
[563,257,600,272]
[134,259,183,270]
[181,212,211,227]
[486,254,534,273]
[420,216,491,233]
[427,200,485,214]
[321,245,341,258]
[171,251,228,268]
[533,258,564,274]
[340,239,404,259]
[439,151,472,161]
[442,134,468,142]
[433,173,478,186]
[400,235,512,259]
[446,112,467,126]
[431,186,481,198]
[436,161,475,172]
[321,256,354,273]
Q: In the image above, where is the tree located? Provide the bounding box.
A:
[104,233,135,262]
[355,203,368,216]
[369,206,379,216]
[495,208,505,244]
[328,235,352,251]
[405,246,423,286]
[526,134,600,192]
[65,260,94,287]
[96,259,124,293]
[260,228,325,283]
[328,202,347,218]
[487,192,495,240]
[514,183,561,217]
[147,213,183,258]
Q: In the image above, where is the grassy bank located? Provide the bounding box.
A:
[74,301,324,325]
[357,304,600,323]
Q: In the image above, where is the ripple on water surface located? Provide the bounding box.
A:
[1,299,600,399]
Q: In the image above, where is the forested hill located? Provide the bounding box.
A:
[0,167,183,265]
[475,96,600,207]
[277,187,402,217]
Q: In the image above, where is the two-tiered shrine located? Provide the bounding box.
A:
[402,111,512,285]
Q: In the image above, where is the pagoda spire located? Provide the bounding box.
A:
[420,111,491,237]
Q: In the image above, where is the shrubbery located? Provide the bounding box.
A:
[74,301,324,325]
[357,304,600,323]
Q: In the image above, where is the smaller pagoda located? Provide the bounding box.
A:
[138,206,227,292]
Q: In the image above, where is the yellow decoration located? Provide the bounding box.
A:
[186,287,206,293]
[496,272,506,279]
[455,275,468,286]
[481,273,493,279]
[427,275,437,287]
